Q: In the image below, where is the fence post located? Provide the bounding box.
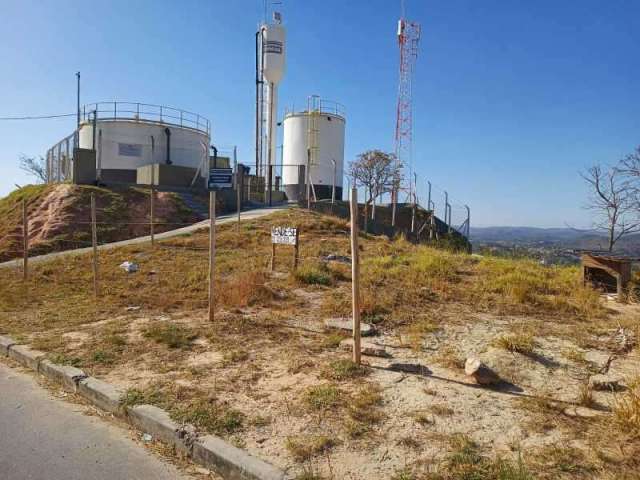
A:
[236,169,242,231]
[208,191,216,322]
[293,226,300,271]
[91,193,99,297]
[22,200,28,281]
[349,187,361,365]
[149,187,155,246]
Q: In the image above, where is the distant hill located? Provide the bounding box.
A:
[470,226,640,256]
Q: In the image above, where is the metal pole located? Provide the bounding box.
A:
[91,110,97,151]
[236,167,242,230]
[427,181,432,211]
[306,148,311,210]
[411,173,417,233]
[331,158,336,207]
[465,205,470,238]
[444,191,449,229]
[349,187,361,365]
[150,187,155,246]
[76,72,80,148]
[391,187,397,228]
[268,164,273,206]
[208,191,216,322]
[91,193,99,297]
[22,200,28,281]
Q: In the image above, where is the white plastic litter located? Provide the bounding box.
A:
[142,433,153,442]
[119,261,139,273]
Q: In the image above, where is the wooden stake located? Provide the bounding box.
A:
[149,187,155,246]
[270,243,276,272]
[208,191,216,322]
[236,169,242,231]
[91,193,99,297]
[293,226,300,270]
[22,200,28,281]
[349,187,361,365]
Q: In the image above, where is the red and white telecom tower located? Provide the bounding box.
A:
[392,14,421,227]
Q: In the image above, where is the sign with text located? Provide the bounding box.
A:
[271,226,298,245]
[208,168,233,190]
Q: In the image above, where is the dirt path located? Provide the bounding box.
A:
[0,204,288,269]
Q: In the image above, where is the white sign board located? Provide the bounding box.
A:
[271,226,298,245]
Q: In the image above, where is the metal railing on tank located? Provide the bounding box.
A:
[284,97,346,118]
[80,102,210,135]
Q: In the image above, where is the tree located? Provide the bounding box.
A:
[581,164,639,251]
[349,150,402,219]
[19,155,47,183]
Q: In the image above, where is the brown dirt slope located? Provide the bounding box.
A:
[0,184,199,262]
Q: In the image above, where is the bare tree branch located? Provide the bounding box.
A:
[19,155,47,183]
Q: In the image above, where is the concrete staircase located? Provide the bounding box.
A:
[175,192,209,220]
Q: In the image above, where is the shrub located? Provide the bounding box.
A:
[614,377,640,434]
[321,359,369,381]
[285,435,337,462]
[304,384,342,411]
[294,264,332,286]
[493,332,537,354]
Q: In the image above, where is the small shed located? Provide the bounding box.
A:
[581,252,636,296]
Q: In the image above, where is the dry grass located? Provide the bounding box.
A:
[320,359,369,381]
[143,321,197,349]
[613,377,640,434]
[285,435,338,462]
[493,332,538,355]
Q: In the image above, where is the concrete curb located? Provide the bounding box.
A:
[0,335,15,355]
[193,435,288,480]
[127,404,195,456]
[8,345,46,371]
[0,334,289,480]
[39,360,87,392]
[78,376,124,414]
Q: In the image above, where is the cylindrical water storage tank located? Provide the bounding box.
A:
[282,99,345,201]
[77,102,210,184]
[261,22,285,84]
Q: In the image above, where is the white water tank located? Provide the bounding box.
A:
[261,22,285,84]
[282,100,345,201]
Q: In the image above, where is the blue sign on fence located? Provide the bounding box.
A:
[208,168,233,190]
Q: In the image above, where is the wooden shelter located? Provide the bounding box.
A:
[581,252,636,296]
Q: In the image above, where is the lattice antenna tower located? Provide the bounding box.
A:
[392,14,420,225]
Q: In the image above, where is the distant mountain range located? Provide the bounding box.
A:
[470,226,640,255]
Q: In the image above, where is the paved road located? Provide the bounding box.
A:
[0,362,192,480]
[0,204,288,269]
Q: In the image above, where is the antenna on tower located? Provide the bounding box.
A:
[391,6,420,227]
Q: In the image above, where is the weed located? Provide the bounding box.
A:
[493,332,537,355]
[294,264,333,286]
[320,332,347,349]
[413,411,434,426]
[429,404,454,417]
[304,384,342,411]
[91,350,115,365]
[577,381,596,408]
[222,349,249,366]
[613,377,640,434]
[49,352,83,367]
[285,435,337,462]
[321,359,369,381]
[143,322,196,349]
[172,398,244,436]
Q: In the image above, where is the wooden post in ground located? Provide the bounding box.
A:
[208,191,216,322]
[236,169,242,231]
[149,187,155,246]
[349,187,361,365]
[271,243,276,272]
[293,226,300,271]
[22,200,28,281]
[91,193,99,297]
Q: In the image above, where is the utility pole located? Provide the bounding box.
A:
[427,181,432,211]
[349,187,361,365]
[76,72,81,148]
[331,158,336,209]
[444,191,449,230]
[465,205,470,238]
[306,148,311,210]
[208,191,216,322]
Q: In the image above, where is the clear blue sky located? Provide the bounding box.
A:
[1,0,638,227]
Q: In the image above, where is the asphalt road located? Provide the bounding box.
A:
[0,362,192,480]
[0,204,288,269]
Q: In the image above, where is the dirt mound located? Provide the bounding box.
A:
[0,184,201,261]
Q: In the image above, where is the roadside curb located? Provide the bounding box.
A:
[0,334,289,480]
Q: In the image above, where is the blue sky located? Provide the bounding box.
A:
[1,0,638,227]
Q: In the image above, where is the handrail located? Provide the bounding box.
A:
[80,101,210,135]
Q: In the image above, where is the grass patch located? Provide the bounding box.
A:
[294,264,333,286]
[493,332,537,354]
[321,359,369,381]
[613,377,640,434]
[285,435,337,462]
[304,384,342,411]
[433,345,465,370]
[142,322,197,349]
